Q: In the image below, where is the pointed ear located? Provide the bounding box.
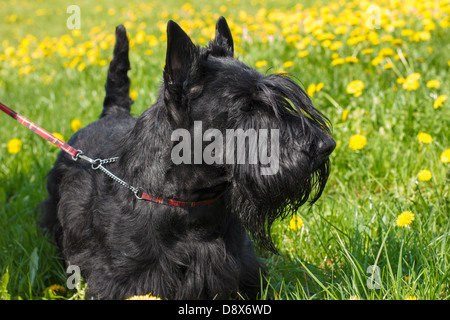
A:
[164,20,196,86]
[214,16,234,57]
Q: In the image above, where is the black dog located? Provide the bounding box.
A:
[42,17,335,300]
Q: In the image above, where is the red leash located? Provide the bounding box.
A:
[1,101,220,207]
[1,101,78,158]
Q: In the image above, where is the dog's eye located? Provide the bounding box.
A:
[240,104,254,112]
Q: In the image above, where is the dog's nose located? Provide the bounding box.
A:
[317,136,336,158]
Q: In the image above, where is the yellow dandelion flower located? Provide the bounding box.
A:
[71,29,81,37]
[316,83,324,92]
[307,83,316,97]
[426,80,440,88]
[405,296,417,300]
[331,57,344,66]
[321,39,332,48]
[255,60,268,68]
[335,25,348,35]
[371,56,383,66]
[329,41,342,51]
[383,62,394,69]
[130,89,138,101]
[45,284,67,296]
[345,56,359,64]
[126,293,161,300]
[396,211,415,228]
[361,48,373,55]
[297,50,309,58]
[7,138,22,154]
[283,61,294,68]
[402,73,420,91]
[433,95,447,109]
[346,80,364,97]
[342,109,349,122]
[349,134,367,151]
[288,215,304,232]
[440,149,450,163]
[70,119,83,132]
[417,132,433,144]
[417,169,432,181]
[392,39,403,47]
[379,48,395,58]
[77,62,86,72]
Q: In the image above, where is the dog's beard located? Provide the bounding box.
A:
[227,150,330,252]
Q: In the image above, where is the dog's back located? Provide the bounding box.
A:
[41,25,136,248]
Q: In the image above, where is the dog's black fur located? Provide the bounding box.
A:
[42,17,335,300]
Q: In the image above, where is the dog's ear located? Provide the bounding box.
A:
[163,20,197,127]
[214,16,234,57]
[164,20,196,86]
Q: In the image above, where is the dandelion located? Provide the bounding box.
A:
[405,296,418,300]
[283,61,294,68]
[402,73,420,91]
[44,284,67,296]
[440,149,450,163]
[417,169,432,181]
[70,119,83,132]
[378,47,395,57]
[417,132,433,144]
[361,48,373,55]
[71,29,81,37]
[371,56,383,66]
[126,293,161,300]
[426,80,441,88]
[342,109,349,122]
[349,134,367,151]
[433,95,447,109]
[288,215,304,232]
[7,138,22,154]
[297,50,309,58]
[331,57,344,66]
[345,56,359,64]
[77,62,86,72]
[255,60,268,68]
[396,211,415,228]
[307,83,316,97]
[346,80,364,97]
[130,89,138,101]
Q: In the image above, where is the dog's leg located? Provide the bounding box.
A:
[101,25,133,118]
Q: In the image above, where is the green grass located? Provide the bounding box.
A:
[1,0,449,300]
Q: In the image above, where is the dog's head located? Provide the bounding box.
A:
[159,17,335,250]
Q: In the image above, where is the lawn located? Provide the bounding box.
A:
[0,0,449,300]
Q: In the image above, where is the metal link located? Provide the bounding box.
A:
[72,151,141,197]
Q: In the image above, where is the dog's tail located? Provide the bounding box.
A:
[101,25,133,118]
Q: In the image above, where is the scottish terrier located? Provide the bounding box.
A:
[42,17,335,300]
